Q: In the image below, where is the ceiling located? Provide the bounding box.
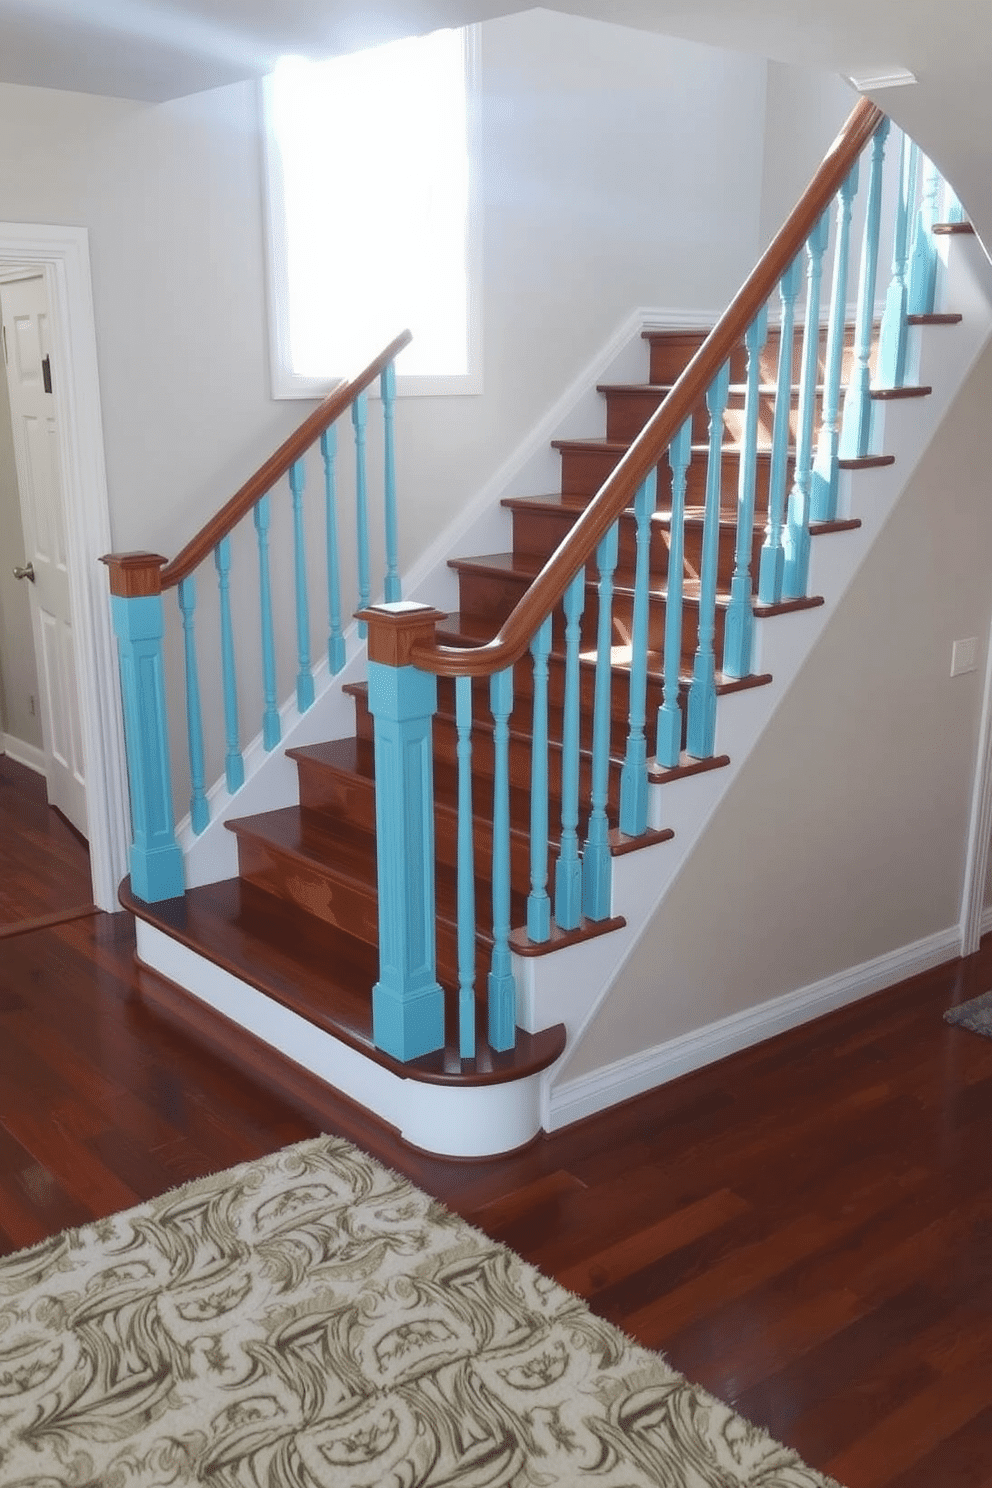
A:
[1,0,990,239]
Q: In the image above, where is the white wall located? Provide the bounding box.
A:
[566,336,992,1078]
[757,62,858,248]
[0,347,41,752]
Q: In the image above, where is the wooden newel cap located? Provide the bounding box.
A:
[358,602,449,668]
[100,551,168,598]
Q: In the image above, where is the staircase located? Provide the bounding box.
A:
[108,106,992,1157]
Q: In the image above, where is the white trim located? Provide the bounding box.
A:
[135,920,554,1157]
[2,734,46,775]
[979,904,992,938]
[0,223,127,912]
[846,68,917,92]
[261,27,483,401]
[959,616,992,954]
[547,923,962,1130]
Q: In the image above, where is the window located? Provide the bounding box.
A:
[262,27,480,398]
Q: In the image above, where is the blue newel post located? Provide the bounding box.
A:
[360,602,448,1062]
[101,552,185,903]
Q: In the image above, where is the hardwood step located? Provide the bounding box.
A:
[503,491,764,588]
[551,438,794,503]
[598,382,824,446]
[120,875,566,1088]
[641,323,864,387]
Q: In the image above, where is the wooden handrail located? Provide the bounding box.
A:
[412,98,884,678]
[157,330,413,591]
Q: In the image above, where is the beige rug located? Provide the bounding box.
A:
[0,1135,840,1486]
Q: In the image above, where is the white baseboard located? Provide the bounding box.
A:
[547,923,963,1130]
[2,735,46,776]
[979,904,992,938]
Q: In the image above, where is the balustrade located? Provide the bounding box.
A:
[104,105,964,1072]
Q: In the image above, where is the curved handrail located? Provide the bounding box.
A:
[413,97,884,678]
[158,329,412,590]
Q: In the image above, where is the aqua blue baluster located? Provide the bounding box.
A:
[455,673,476,1060]
[841,118,891,457]
[488,666,516,1051]
[214,536,244,793]
[380,361,401,604]
[722,307,768,678]
[554,569,586,930]
[619,469,657,837]
[686,361,731,759]
[758,257,801,605]
[907,154,940,316]
[253,494,281,750]
[176,575,208,834]
[783,212,829,600]
[108,571,185,903]
[353,390,371,638]
[655,420,692,767]
[582,521,619,922]
[878,135,919,389]
[527,614,553,942]
[811,163,858,522]
[320,424,346,675]
[289,457,315,712]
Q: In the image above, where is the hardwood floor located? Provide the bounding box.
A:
[0,754,94,931]
[1,780,991,1486]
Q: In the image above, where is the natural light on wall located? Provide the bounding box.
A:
[264,28,476,396]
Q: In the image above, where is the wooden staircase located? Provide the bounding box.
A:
[112,105,991,1158]
[122,309,945,1148]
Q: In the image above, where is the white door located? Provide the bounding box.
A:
[0,272,87,837]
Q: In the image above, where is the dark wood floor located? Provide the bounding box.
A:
[0,754,94,932]
[1,758,991,1487]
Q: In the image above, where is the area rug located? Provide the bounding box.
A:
[0,1135,840,1486]
[944,987,992,1036]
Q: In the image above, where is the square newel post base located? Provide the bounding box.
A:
[103,551,186,904]
[360,602,449,1063]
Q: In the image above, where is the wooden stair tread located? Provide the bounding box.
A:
[121,876,565,1088]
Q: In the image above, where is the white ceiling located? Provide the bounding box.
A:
[1,0,989,239]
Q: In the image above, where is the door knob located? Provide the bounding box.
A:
[13,562,35,583]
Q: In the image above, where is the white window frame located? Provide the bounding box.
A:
[261,26,482,400]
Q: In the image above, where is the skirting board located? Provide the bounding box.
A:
[980,904,992,938]
[2,735,45,775]
[547,922,963,1130]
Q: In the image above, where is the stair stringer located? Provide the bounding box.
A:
[524,232,992,1131]
[177,304,719,893]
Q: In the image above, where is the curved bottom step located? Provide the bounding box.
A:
[122,878,566,1158]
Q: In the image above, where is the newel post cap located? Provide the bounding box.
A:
[100,551,168,598]
[357,602,449,668]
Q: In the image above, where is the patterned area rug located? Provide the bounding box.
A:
[0,1135,840,1486]
[944,988,992,1035]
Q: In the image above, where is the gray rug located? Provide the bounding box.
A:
[944,988,992,1035]
[0,1135,840,1486]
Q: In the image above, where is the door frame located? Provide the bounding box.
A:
[0,222,127,912]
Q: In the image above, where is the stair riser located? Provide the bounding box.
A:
[508,502,764,587]
[454,567,724,665]
[235,832,381,948]
[296,755,536,885]
[643,325,860,387]
[438,660,668,755]
[351,688,630,817]
[603,387,824,446]
[557,444,793,503]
